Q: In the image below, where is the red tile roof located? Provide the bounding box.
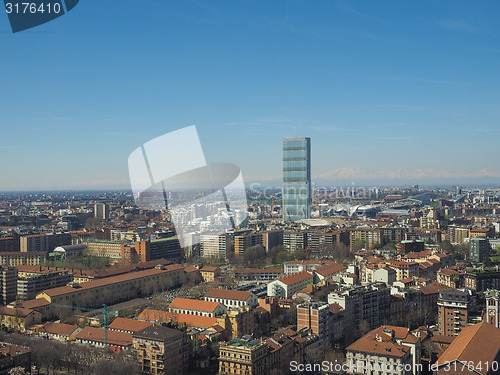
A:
[41,322,78,336]
[76,326,132,347]
[314,262,346,276]
[39,264,183,297]
[439,268,458,276]
[435,322,500,375]
[20,298,50,309]
[108,317,153,332]
[347,325,418,358]
[278,271,314,286]
[169,297,221,312]
[234,268,282,274]
[137,309,218,328]
[420,282,452,296]
[204,288,252,301]
[0,306,34,318]
[200,266,218,272]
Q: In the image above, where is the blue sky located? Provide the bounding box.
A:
[1,0,500,191]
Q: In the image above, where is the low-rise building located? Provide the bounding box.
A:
[0,306,41,331]
[108,317,154,334]
[199,266,219,282]
[284,260,334,275]
[204,289,258,308]
[0,343,31,375]
[168,298,226,317]
[267,271,314,299]
[436,268,461,288]
[35,264,184,308]
[75,326,132,350]
[234,268,282,281]
[39,321,80,341]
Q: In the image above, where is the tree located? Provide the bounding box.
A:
[352,239,366,252]
[357,320,371,337]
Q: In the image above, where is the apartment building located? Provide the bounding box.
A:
[201,234,229,259]
[0,252,47,267]
[133,325,189,375]
[437,289,475,336]
[389,261,420,281]
[328,283,390,331]
[0,267,17,305]
[464,269,500,291]
[346,325,421,375]
[20,232,71,253]
[283,231,307,252]
[297,302,330,339]
[261,230,283,251]
[218,338,268,375]
[234,233,262,255]
[17,270,73,301]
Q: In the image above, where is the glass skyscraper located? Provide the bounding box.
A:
[282,137,311,222]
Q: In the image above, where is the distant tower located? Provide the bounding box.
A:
[485,290,500,328]
[282,137,311,222]
[94,203,109,220]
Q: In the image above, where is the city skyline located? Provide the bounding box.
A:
[2,1,500,190]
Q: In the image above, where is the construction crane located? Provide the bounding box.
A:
[50,303,118,346]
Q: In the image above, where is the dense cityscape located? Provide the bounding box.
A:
[0,137,497,374]
[3,1,500,374]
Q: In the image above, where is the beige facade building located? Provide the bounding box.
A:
[219,338,268,375]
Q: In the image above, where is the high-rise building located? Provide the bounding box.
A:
[201,234,230,259]
[234,233,262,255]
[282,137,311,222]
[437,289,475,336]
[94,203,109,220]
[0,267,17,305]
[297,302,330,339]
[469,237,490,263]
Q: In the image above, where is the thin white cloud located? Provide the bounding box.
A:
[438,19,480,33]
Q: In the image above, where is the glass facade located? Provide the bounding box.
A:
[283,137,311,222]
